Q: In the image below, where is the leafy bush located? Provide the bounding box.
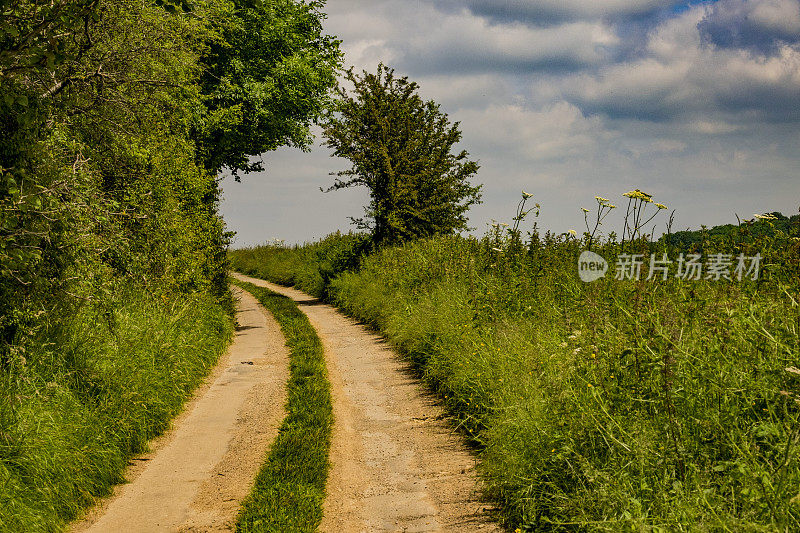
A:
[1,0,341,359]
[1,0,341,528]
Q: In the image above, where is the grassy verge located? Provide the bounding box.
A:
[232,280,332,533]
[230,226,800,531]
[230,232,369,298]
[0,289,232,532]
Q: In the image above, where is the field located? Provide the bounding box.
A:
[230,217,800,531]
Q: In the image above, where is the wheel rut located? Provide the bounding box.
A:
[72,286,289,532]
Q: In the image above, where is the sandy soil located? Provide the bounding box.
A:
[231,272,499,533]
[72,286,289,533]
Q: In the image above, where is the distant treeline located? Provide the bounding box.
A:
[663,211,800,248]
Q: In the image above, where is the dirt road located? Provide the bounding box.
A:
[231,273,499,532]
[73,286,289,532]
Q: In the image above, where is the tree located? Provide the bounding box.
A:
[195,0,342,177]
[322,64,481,245]
[0,0,343,357]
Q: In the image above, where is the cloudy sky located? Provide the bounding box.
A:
[221,0,800,246]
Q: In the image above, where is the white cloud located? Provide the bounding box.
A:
[402,73,515,111]
[458,101,611,163]
[557,4,800,123]
[404,16,619,72]
[687,120,743,134]
[437,0,678,24]
[750,0,800,34]
[344,39,398,69]
[328,1,620,74]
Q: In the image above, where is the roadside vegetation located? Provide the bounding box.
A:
[232,280,332,533]
[230,202,800,531]
[0,290,231,531]
[1,0,340,529]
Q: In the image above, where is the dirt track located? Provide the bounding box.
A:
[232,272,499,532]
[73,277,499,532]
[73,286,289,532]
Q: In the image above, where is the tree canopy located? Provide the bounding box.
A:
[323,64,481,245]
[0,0,341,356]
[195,0,342,176]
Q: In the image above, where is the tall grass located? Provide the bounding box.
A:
[0,289,232,532]
[229,216,800,531]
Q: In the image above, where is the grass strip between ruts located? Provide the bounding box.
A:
[233,279,333,533]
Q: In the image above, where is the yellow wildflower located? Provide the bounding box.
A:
[623,189,653,202]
